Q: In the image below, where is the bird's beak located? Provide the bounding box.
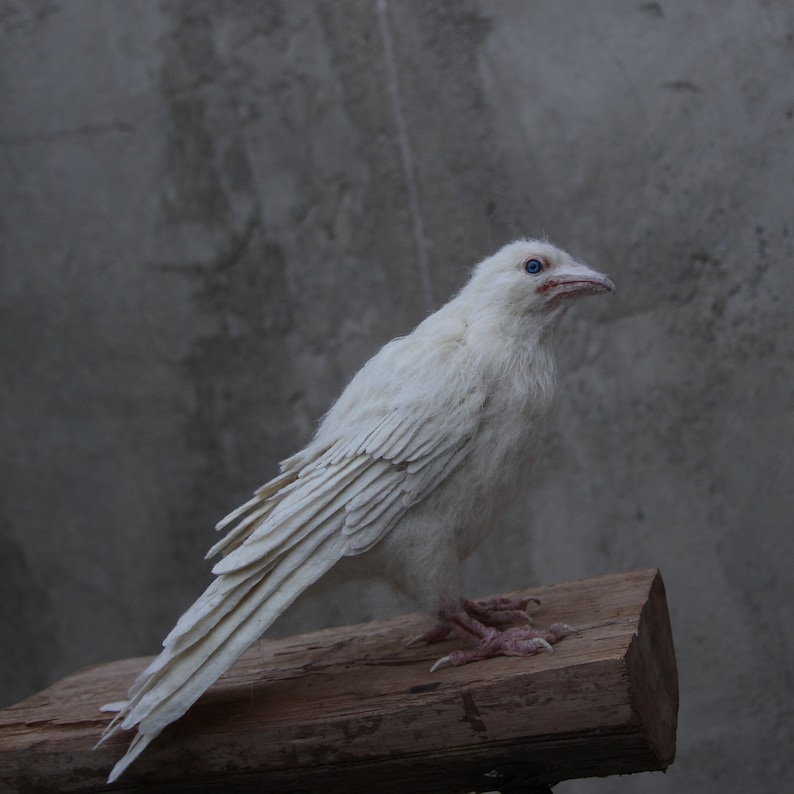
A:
[537,261,615,306]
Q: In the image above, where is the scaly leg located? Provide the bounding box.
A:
[409,596,573,671]
[408,594,540,645]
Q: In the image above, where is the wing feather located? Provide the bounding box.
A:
[212,456,369,576]
[336,382,487,554]
[343,474,405,534]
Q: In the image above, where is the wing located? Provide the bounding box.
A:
[213,314,486,566]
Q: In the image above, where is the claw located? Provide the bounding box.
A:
[501,635,554,656]
[546,622,576,641]
[430,655,453,673]
[407,622,453,647]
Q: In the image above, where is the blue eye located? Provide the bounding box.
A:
[524,258,544,274]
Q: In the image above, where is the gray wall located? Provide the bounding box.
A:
[1,1,792,791]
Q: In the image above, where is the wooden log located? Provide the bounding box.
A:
[0,568,677,793]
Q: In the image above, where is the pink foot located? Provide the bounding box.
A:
[408,596,574,671]
[430,621,574,672]
[407,595,541,647]
[462,595,541,626]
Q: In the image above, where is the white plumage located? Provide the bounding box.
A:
[100,239,614,781]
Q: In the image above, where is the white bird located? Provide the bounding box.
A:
[99,239,614,782]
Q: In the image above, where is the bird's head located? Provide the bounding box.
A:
[466,239,615,324]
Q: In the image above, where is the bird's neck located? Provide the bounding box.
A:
[464,303,558,411]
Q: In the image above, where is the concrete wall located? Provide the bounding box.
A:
[1,1,792,791]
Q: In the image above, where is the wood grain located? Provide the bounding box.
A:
[0,568,677,793]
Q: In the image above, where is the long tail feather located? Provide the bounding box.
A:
[100,457,369,783]
[103,527,345,783]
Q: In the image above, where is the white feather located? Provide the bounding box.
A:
[101,239,614,781]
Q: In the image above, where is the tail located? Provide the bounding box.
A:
[100,453,369,783]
